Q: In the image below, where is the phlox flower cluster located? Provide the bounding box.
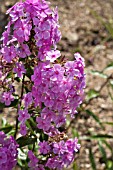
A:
[0,0,85,169]
[0,131,18,170]
[1,0,61,63]
[32,54,85,134]
[28,138,80,170]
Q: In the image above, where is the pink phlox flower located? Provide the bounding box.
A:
[0,132,18,170]
[14,20,32,42]
[23,92,33,108]
[65,61,81,78]
[32,86,42,108]
[17,44,31,58]
[46,156,62,169]
[38,20,51,31]
[18,109,30,123]
[39,141,51,154]
[61,153,73,166]
[1,91,14,106]
[46,50,60,62]
[13,62,26,78]
[20,123,27,136]
[31,66,42,85]
[1,29,10,45]
[2,46,16,62]
[28,150,39,168]
[74,52,85,67]
[9,3,24,22]
[0,148,7,165]
[34,164,45,170]
[66,138,80,153]
[53,141,66,155]
[59,78,71,93]
[33,17,40,26]
[41,107,56,122]
[41,90,55,108]
[54,114,66,128]
[36,117,51,132]
[51,64,64,81]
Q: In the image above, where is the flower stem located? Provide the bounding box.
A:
[14,74,25,139]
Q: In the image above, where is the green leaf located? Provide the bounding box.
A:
[26,66,33,79]
[102,122,113,126]
[104,62,113,71]
[17,136,37,147]
[6,72,13,79]
[72,129,79,138]
[1,118,7,127]
[86,110,104,128]
[73,162,79,170]
[80,134,113,140]
[39,133,48,142]
[90,70,107,78]
[101,140,113,153]
[89,148,97,170]
[99,140,107,163]
[0,125,13,133]
[109,80,113,89]
[109,91,113,101]
[91,134,113,139]
[0,102,5,109]
[86,89,99,101]
[107,160,113,170]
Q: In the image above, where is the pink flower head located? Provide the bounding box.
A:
[2,46,16,62]
[13,62,26,78]
[39,141,51,154]
[20,123,27,136]
[1,92,14,106]
[0,132,18,170]
[46,50,61,62]
[0,149,7,165]
[51,64,64,81]
[28,150,39,168]
[23,92,33,108]
[17,44,31,58]
[18,109,30,123]
[53,141,66,155]
[36,117,51,132]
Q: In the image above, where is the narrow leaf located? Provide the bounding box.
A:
[86,89,99,101]
[99,140,107,163]
[101,140,113,153]
[90,70,107,78]
[0,125,13,133]
[104,62,113,71]
[102,122,113,126]
[89,148,97,170]
[86,110,104,128]
[80,134,113,140]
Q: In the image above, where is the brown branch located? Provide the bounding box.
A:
[14,74,25,139]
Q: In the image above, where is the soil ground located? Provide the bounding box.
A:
[0,0,113,170]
